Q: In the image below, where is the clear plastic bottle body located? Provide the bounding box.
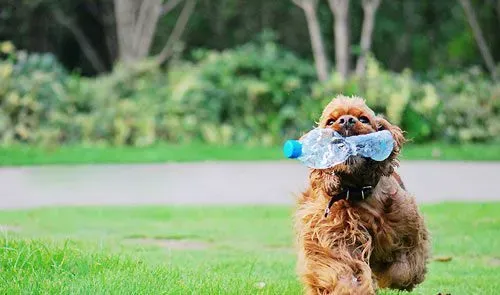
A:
[297,128,353,169]
[284,129,394,169]
[345,130,394,161]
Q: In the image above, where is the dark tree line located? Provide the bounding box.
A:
[1,0,499,77]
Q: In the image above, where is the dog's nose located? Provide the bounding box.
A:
[338,115,357,128]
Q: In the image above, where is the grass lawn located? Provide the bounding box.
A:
[1,203,499,294]
[0,142,499,166]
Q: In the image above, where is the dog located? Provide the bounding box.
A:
[294,95,430,294]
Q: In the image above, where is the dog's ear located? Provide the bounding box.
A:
[376,116,406,152]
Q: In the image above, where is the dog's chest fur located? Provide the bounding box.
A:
[296,176,419,266]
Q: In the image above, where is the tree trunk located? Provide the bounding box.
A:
[293,0,330,81]
[133,0,163,58]
[355,0,381,77]
[113,0,193,65]
[155,0,197,64]
[459,0,498,81]
[327,0,351,80]
[114,0,139,64]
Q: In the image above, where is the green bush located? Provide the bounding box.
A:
[310,57,441,142]
[0,42,69,145]
[0,40,499,147]
[310,57,500,143]
[57,61,168,147]
[0,41,168,147]
[166,39,317,145]
[436,68,500,143]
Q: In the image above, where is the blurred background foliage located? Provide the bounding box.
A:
[0,0,499,147]
[2,0,500,75]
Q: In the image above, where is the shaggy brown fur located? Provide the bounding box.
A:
[294,95,430,295]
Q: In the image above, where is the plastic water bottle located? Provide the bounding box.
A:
[282,128,353,169]
[283,129,394,169]
[348,130,395,161]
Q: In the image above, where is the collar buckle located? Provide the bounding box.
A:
[324,185,374,218]
[360,186,373,200]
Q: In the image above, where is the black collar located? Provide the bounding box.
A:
[324,186,374,217]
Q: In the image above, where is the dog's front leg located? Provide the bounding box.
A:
[297,237,376,295]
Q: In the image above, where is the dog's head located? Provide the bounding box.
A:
[311,95,405,190]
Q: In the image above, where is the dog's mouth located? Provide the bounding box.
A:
[335,127,372,138]
[344,155,367,167]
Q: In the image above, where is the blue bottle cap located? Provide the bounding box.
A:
[283,140,302,159]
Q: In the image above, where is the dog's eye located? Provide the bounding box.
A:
[326,119,335,126]
[359,116,369,124]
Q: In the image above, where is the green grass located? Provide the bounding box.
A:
[0,142,499,166]
[1,203,499,294]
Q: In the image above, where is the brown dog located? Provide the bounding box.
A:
[294,95,430,294]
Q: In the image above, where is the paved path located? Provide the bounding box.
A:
[0,161,499,209]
